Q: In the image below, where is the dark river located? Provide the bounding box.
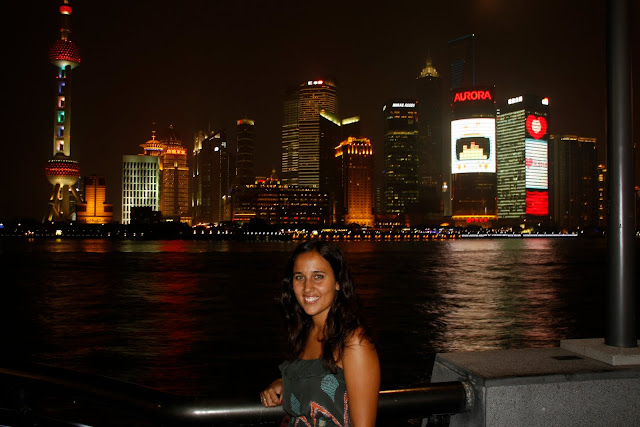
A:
[1,237,637,399]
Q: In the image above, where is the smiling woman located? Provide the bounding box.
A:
[261,240,380,427]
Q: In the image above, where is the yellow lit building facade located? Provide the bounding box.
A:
[76,175,113,224]
[335,137,375,227]
[160,125,190,223]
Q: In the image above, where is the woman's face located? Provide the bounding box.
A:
[292,251,339,324]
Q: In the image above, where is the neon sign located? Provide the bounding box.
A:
[166,148,186,155]
[453,90,492,102]
[451,118,496,174]
[526,115,547,139]
[392,102,416,108]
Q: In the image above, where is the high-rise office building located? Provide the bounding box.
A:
[335,137,375,227]
[281,79,338,188]
[235,119,256,187]
[416,56,444,219]
[318,112,361,222]
[450,87,497,227]
[445,34,476,219]
[192,129,231,224]
[549,135,598,230]
[159,125,190,223]
[76,175,114,224]
[281,87,299,185]
[382,101,419,216]
[496,95,550,227]
[45,0,83,221]
[448,34,475,90]
[121,130,162,225]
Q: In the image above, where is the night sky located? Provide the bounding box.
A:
[3,0,639,222]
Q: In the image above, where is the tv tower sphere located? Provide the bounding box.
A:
[49,3,81,68]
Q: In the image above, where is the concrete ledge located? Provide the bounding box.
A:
[560,338,640,366]
[431,347,640,426]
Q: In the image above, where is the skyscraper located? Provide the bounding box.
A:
[448,34,475,90]
[159,125,190,223]
[121,130,162,225]
[234,119,256,187]
[450,87,497,227]
[335,137,375,227]
[445,34,476,218]
[416,56,444,219]
[281,87,299,185]
[281,79,338,188]
[496,95,550,227]
[549,135,598,230]
[318,112,361,222]
[192,129,231,224]
[382,101,419,216]
[45,0,82,222]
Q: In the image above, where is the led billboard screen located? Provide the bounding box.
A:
[525,139,548,189]
[526,190,548,216]
[525,137,548,216]
[451,118,496,174]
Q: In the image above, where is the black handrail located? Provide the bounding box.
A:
[0,363,470,425]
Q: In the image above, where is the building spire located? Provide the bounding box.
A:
[419,54,439,78]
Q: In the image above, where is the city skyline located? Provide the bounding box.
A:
[3,0,639,221]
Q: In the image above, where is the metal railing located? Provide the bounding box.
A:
[0,363,470,426]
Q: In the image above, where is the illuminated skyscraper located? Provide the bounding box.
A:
[45,0,83,221]
[496,95,550,227]
[549,135,598,230]
[76,175,114,224]
[335,137,375,227]
[192,130,231,224]
[382,101,419,216]
[281,87,299,185]
[450,87,497,227]
[160,125,190,223]
[281,79,338,187]
[121,130,162,225]
[416,56,444,219]
[235,119,256,187]
[319,112,361,222]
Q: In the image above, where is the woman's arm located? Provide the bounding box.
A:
[260,378,283,407]
[342,328,380,427]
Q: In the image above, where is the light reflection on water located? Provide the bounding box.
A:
[1,237,633,397]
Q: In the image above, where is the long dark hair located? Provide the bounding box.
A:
[280,241,367,372]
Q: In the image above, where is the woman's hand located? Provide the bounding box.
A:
[260,378,283,407]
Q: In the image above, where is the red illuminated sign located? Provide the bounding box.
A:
[526,190,548,216]
[166,148,186,155]
[453,90,492,103]
[526,115,547,139]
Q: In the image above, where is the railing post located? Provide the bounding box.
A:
[605,0,637,347]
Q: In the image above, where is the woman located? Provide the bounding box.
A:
[260,241,380,426]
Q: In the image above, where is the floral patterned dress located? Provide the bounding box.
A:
[279,359,349,427]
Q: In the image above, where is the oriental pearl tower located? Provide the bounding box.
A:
[45,0,82,222]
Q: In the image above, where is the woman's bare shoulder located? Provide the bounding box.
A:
[345,327,376,352]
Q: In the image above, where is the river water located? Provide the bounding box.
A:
[1,237,637,399]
